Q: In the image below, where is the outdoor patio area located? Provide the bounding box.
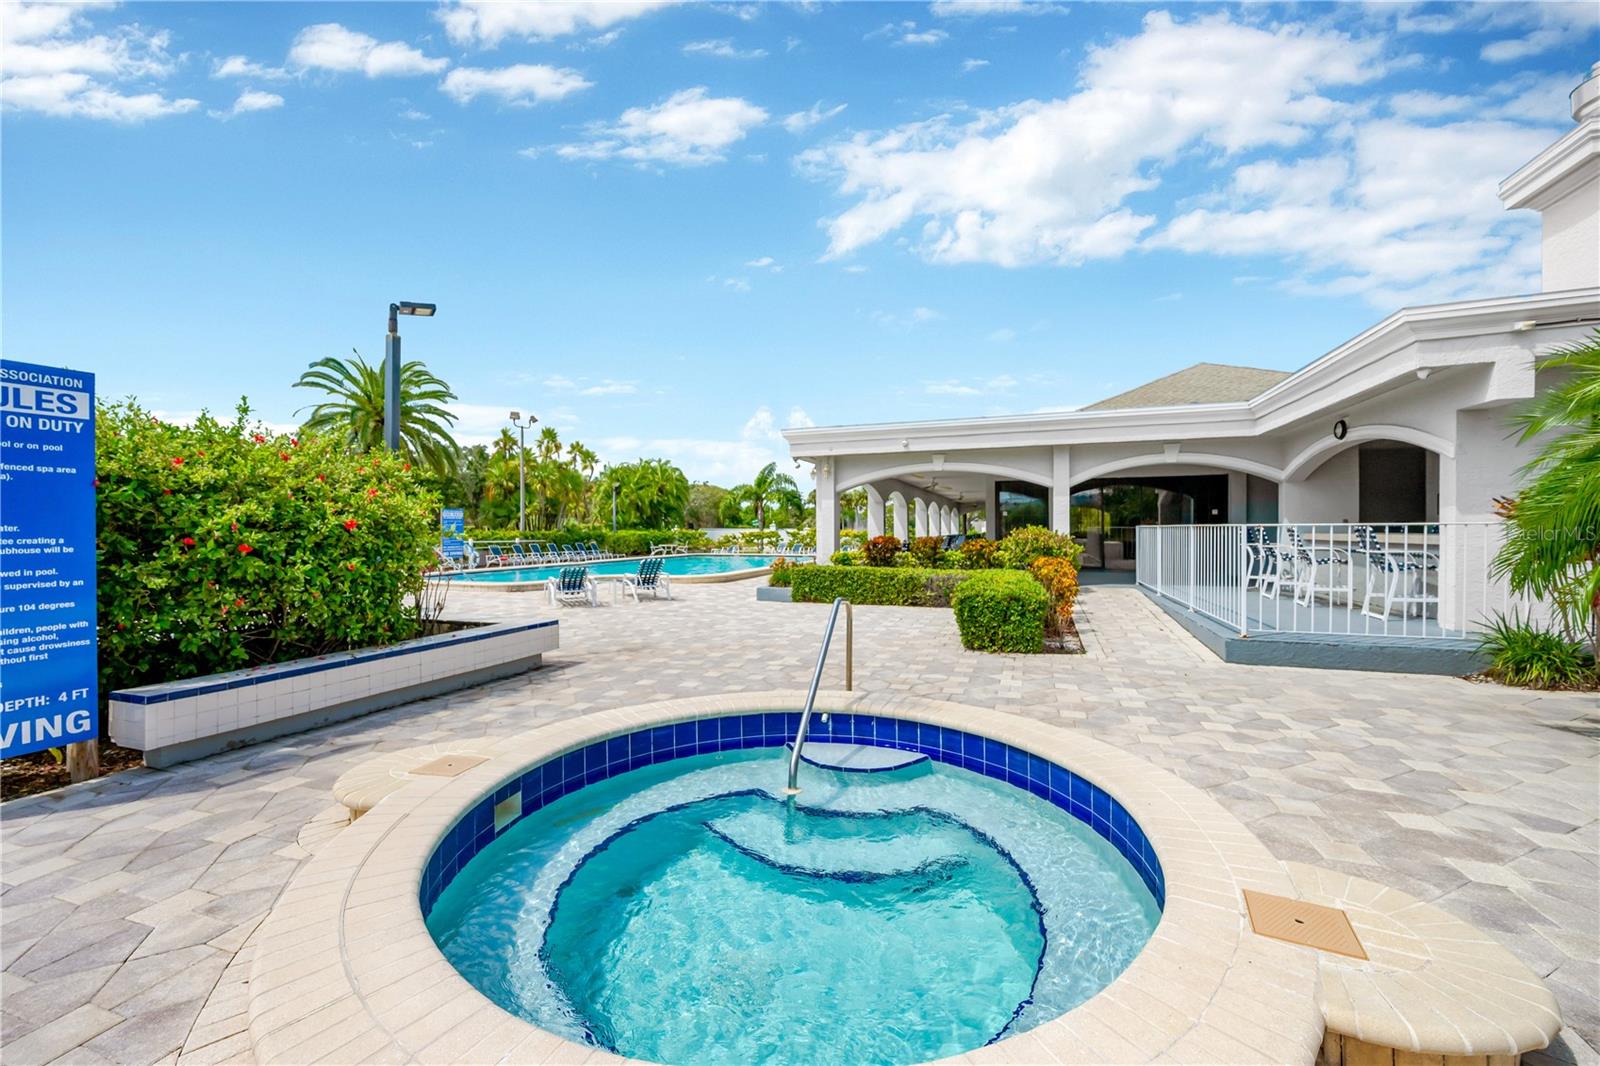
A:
[1,579,1595,1066]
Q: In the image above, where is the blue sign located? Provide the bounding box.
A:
[440,507,465,536]
[0,360,98,758]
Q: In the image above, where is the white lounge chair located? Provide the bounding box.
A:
[621,557,672,602]
[547,566,599,607]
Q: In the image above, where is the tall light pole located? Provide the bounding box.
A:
[385,301,436,452]
[510,411,536,533]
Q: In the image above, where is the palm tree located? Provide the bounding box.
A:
[294,350,459,475]
[598,460,691,529]
[728,462,804,530]
[1495,330,1600,649]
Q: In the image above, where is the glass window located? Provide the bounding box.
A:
[995,480,1048,537]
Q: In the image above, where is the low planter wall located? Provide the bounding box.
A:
[109,620,559,768]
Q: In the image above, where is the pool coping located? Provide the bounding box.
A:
[246,692,1324,1065]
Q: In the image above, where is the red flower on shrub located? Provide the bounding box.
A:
[238,543,253,554]
[367,488,378,497]
[230,522,238,532]
[234,598,245,607]
[162,489,172,496]
[402,463,411,472]
[316,474,326,482]
[171,457,183,466]
[280,452,290,461]
[181,537,195,547]
[197,451,205,457]
[346,562,357,571]
[252,434,266,443]
[344,519,358,532]
[291,438,299,447]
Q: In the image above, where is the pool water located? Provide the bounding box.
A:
[454,553,790,583]
[427,748,1159,1065]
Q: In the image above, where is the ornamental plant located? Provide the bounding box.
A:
[1030,556,1081,627]
[95,400,438,708]
[957,538,999,569]
[950,571,1049,653]
[995,526,1083,571]
[863,534,902,567]
[909,536,944,567]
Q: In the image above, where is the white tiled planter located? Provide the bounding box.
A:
[109,620,558,768]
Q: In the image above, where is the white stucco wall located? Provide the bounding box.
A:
[1541,173,1599,291]
[1281,448,1360,522]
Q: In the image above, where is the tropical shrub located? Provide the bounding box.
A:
[1031,556,1081,625]
[909,536,944,567]
[863,535,902,566]
[1478,614,1595,689]
[790,565,970,607]
[768,558,803,588]
[957,538,999,569]
[830,550,862,566]
[787,527,817,552]
[996,526,1082,571]
[950,571,1049,653]
[1494,330,1600,649]
[840,529,869,549]
[96,401,437,709]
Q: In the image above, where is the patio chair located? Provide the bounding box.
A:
[480,544,509,568]
[620,557,672,602]
[1353,526,1437,620]
[433,543,467,572]
[1248,526,1287,599]
[587,540,609,559]
[516,542,544,564]
[1282,526,1352,606]
[547,566,599,607]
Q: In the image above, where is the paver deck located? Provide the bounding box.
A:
[1,581,1595,1066]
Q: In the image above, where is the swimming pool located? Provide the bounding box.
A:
[424,717,1161,1065]
[454,552,792,583]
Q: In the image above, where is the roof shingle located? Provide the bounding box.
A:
[1083,362,1291,411]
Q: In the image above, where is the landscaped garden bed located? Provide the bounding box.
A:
[772,528,1084,654]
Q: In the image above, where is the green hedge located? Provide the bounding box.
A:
[950,571,1049,653]
[790,565,970,607]
[464,526,710,556]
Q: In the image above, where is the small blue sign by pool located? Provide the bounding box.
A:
[441,507,465,535]
[0,359,98,758]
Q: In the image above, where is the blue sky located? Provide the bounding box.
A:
[3,1,1596,486]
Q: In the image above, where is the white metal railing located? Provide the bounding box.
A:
[1136,522,1554,640]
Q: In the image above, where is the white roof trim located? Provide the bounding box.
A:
[785,288,1600,456]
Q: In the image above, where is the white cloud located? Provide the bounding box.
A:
[900,28,949,46]
[287,23,447,78]
[1151,117,1553,305]
[683,39,767,60]
[580,380,638,396]
[398,106,431,120]
[209,89,284,120]
[212,55,289,80]
[961,58,989,73]
[802,11,1388,266]
[554,86,768,166]
[930,1,1062,16]
[924,374,1016,396]
[744,256,782,272]
[437,1,671,47]
[782,100,846,134]
[441,64,591,106]
[1,4,199,122]
[543,375,577,390]
[872,306,942,329]
[1478,4,1598,63]
[722,276,752,293]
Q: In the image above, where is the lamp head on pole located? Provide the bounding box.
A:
[389,301,437,334]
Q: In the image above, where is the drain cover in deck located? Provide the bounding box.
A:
[1243,889,1367,959]
[408,754,489,778]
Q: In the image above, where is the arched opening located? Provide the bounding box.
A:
[1286,438,1440,524]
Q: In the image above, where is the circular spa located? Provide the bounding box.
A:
[419,713,1165,1066]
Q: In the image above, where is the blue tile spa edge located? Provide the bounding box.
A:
[419,712,1167,918]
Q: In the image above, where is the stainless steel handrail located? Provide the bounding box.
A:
[785,597,853,795]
